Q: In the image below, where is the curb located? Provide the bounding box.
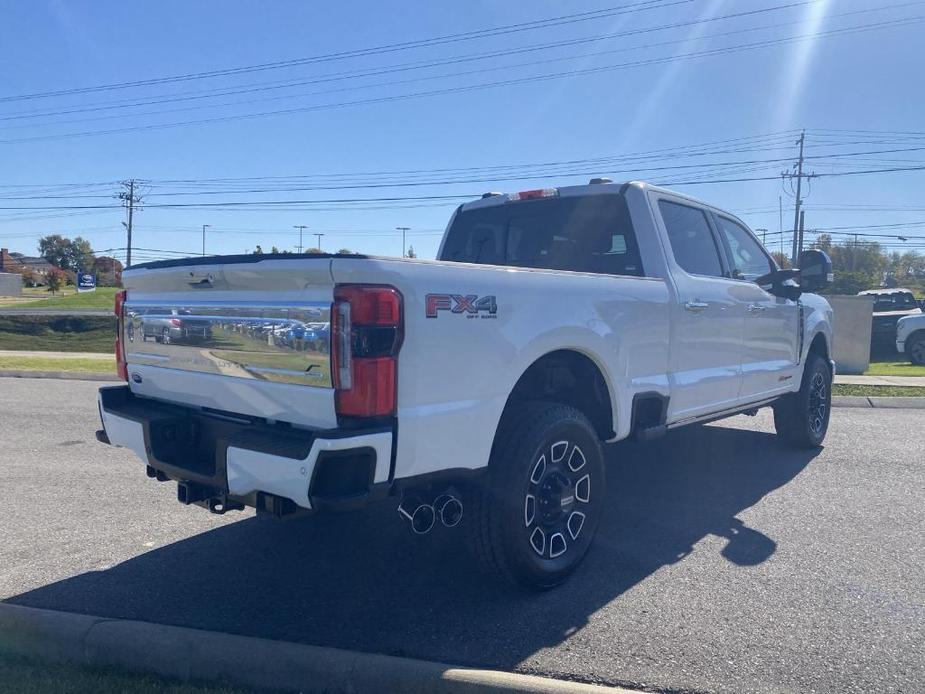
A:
[0,369,120,382]
[832,395,925,409]
[0,604,636,694]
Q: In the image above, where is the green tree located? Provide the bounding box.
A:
[37,234,95,272]
[337,248,353,254]
[772,252,791,269]
[45,268,65,294]
[37,234,70,269]
[405,245,417,258]
[253,245,264,255]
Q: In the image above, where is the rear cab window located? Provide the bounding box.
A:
[657,199,724,277]
[440,193,644,277]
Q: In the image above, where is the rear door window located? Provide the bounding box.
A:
[658,200,724,277]
[440,194,644,276]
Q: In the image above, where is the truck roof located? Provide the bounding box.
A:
[858,288,915,295]
[458,180,712,212]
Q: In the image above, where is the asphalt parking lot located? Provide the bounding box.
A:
[1,377,922,694]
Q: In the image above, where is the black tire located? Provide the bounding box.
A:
[773,353,832,448]
[907,332,925,366]
[467,402,605,590]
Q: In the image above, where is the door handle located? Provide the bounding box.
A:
[746,303,767,313]
[684,301,709,313]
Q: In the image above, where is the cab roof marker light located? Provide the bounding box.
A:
[507,188,558,202]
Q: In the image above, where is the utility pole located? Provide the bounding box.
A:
[756,228,768,246]
[782,131,816,265]
[396,226,410,257]
[118,180,141,268]
[797,210,805,259]
[778,195,784,257]
[293,225,308,253]
[314,233,324,251]
[201,224,211,256]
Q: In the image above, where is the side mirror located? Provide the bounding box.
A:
[756,268,802,300]
[798,249,833,293]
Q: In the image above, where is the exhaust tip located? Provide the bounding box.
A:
[398,497,436,535]
[434,494,463,528]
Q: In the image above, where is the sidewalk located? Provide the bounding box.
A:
[835,374,925,387]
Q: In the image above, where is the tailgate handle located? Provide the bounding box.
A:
[187,272,215,288]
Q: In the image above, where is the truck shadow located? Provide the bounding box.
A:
[7,421,818,671]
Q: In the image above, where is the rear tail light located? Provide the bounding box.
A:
[507,188,558,202]
[114,290,128,381]
[332,285,402,418]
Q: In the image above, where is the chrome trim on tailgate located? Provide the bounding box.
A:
[124,301,332,387]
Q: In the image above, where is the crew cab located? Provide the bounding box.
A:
[96,181,835,589]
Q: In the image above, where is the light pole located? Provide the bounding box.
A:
[293,225,308,253]
[201,224,211,256]
[314,233,324,252]
[396,226,410,257]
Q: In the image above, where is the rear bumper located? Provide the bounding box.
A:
[97,385,392,514]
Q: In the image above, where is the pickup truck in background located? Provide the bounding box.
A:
[96,180,834,589]
[858,287,922,349]
[896,312,925,365]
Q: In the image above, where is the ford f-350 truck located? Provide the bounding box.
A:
[96,180,834,589]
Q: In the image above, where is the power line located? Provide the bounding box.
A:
[0,1,826,125]
[2,14,920,145]
[0,0,689,103]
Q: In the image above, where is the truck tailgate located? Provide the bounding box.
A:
[121,258,337,429]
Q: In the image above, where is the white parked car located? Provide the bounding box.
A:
[896,313,925,365]
[96,180,834,589]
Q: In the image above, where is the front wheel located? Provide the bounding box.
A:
[467,402,605,590]
[773,353,832,448]
[907,333,925,366]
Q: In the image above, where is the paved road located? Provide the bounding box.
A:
[1,378,922,694]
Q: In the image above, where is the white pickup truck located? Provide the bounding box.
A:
[97,180,835,589]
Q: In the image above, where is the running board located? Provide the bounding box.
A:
[668,397,779,429]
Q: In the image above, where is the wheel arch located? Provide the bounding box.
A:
[807,330,831,363]
[497,348,617,442]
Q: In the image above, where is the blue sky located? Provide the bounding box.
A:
[1,0,924,264]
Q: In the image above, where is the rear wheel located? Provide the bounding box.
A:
[467,402,605,590]
[907,332,925,366]
[773,353,832,448]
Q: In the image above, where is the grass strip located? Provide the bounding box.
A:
[0,650,248,694]
[0,355,114,373]
[864,361,925,377]
[833,384,925,397]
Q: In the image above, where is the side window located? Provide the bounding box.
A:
[658,200,724,277]
[713,216,774,281]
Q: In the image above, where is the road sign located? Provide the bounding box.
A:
[77,273,97,292]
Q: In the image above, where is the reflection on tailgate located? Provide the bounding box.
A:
[124,301,332,387]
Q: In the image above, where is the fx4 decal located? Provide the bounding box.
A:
[426,294,498,319]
